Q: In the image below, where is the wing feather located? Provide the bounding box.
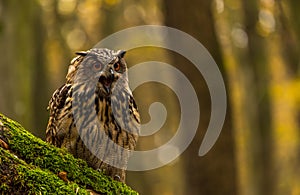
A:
[46,84,72,146]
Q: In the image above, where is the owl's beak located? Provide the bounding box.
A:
[99,68,114,94]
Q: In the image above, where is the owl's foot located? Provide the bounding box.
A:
[113,175,121,181]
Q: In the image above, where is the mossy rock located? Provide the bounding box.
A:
[0,113,138,195]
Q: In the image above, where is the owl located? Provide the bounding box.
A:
[46,48,140,182]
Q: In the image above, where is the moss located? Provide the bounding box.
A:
[0,113,138,195]
[0,147,88,194]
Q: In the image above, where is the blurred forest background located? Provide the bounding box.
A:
[0,0,300,194]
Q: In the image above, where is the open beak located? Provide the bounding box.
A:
[99,68,114,94]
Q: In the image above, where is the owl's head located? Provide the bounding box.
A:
[67,48,129,96]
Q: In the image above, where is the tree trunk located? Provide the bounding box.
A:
[241,1,274,194]
[162,0,237,194]
[0,0,49,138]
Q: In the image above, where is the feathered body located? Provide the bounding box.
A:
[46,48,140,182]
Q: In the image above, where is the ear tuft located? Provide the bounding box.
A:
[118,50,126,58]
[75,51,88,56]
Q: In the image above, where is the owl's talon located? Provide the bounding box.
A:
[97,168,106,174]
[114,175,121,181]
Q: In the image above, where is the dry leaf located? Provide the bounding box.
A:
[58,171,69,182]
[0,138,9,149]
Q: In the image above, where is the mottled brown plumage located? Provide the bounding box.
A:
[46,48,140,182]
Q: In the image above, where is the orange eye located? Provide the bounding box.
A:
[93,63,102,71]
[114,62,121,72]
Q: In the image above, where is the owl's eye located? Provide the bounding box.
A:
[93,63,102,71]
[113,62,121,72]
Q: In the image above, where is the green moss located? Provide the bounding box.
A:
[0,147,89,194]
[0,113,138,195]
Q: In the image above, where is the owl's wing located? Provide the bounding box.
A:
[129,95,140,125]
[46,84,72,147]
